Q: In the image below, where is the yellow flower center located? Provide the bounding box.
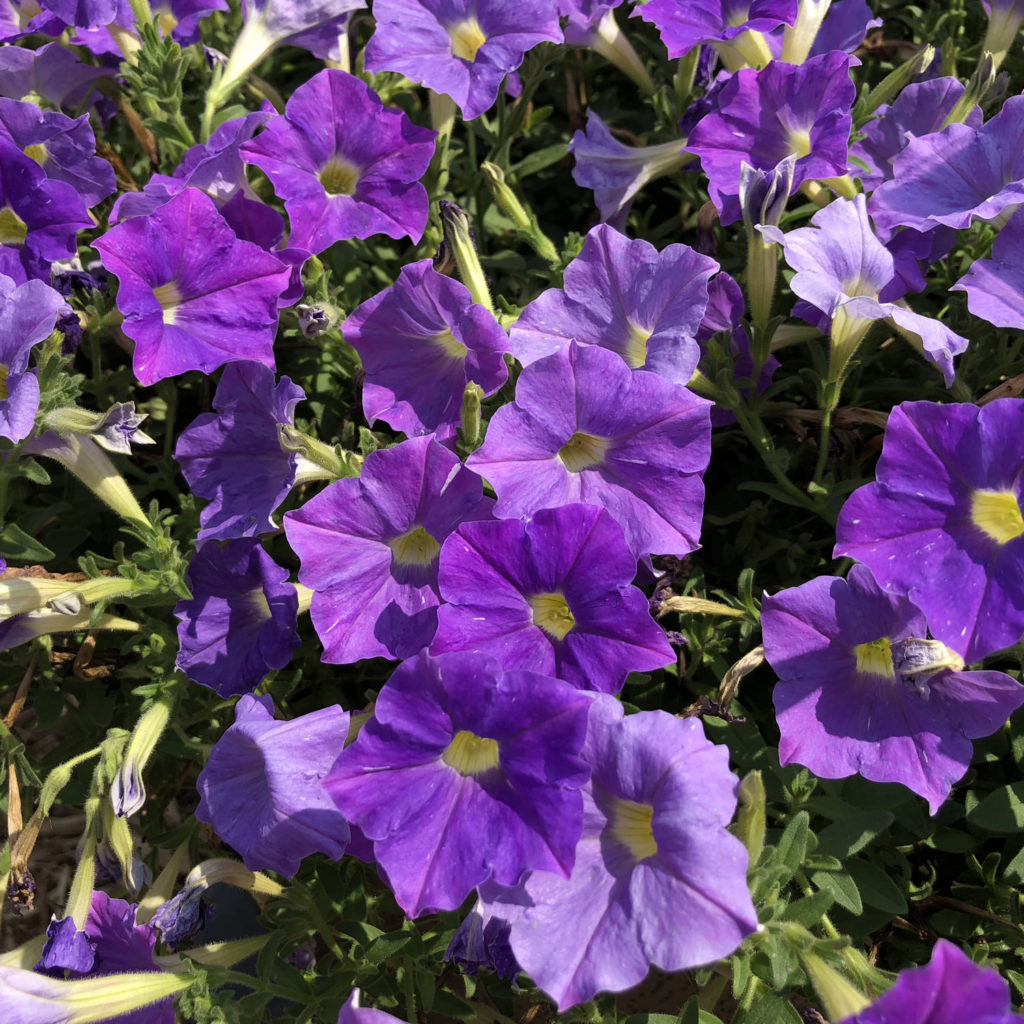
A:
[0,365,9,402]
[389,525,441,567]
[970,489,1024,544]
[623,320,652,368]
[434,328,468,359]
[449,17,487,61]
[443,729,500,776]
[528,591,576,640]
[558,432,611,472]
[318,155,362,196]
[0,205,28,246]
[153,281,183,325]
[609,797,658,861]
[854,636,894,679]
[23,142,47,166]
[787,127,812,158]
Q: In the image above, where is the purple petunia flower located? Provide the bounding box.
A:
[337,989,406,1024]
[174,539,301,697]
[838,939,1024,1024]
[492,694,758,1011]
[285,435,493,664]
[951,208,1024,329]
[468,342,711,559]
[233,0,365,65]
[240,69,436,253]
[0,41,115,109]
[343,258,509,442]
[835,399,1024,662]
[175,361,305,541]
[762,564,1024,813]
[326,650,591,917]
[196,694,351,878]
[94,188,292,386]
[365,0,562,121]
[445,878,523,983]
[509,223,716,385]
[686,52,856,224]
[431,503,675,692]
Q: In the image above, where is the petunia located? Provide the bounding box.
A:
[326,650,591,917]
[364,0,562,121]
[0,41,115,109]
[981,0,1024,67]
[431,503,675,692]
[835,399,1024,662]
[337,989,406,1024]
[284,435,494,664]
[174,539,300,697]
[509,223,716,385]
[492,694,758,1010]
[174,361,306,541]
[195,694,351,878]
[468,342,711,559]
[240,69,436,253]
[951,207,1024,330]
[343,258,509,442]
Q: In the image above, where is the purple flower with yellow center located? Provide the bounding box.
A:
[0,41,114,109]
[364,0,562,122]
[835,399,1024,662]
[285,435,493,664]
[343,258,509,442]
[431,503,675,692]
[174,539,301,697]
[326,650,591,918]
[763,564,1024,813]
[686,52,856,224]
[240,69,435,253]
[509,223,716,385]
[94,187,292,386]
[196,694,351,878]
[491,694,758,1011]
[468,343,711,559]
[951,208,1024,330]
[837,939,1024,1024]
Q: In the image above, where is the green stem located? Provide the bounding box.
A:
[402,957,417,1022]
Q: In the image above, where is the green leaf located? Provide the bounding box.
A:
[783,889,837,927]
[429,990,476,1020]
[736,991,803,1024]
[731,952,751,1000]
[0,522,55,562]
[774,811,813,878]
[361,930,413,965]
[847,860,907,914]
[966,782,1024,832]
[513,143,567,178]
[811,869,863,914]
[622,1015,682,1024]
[18,458,51,486]
[816,810,894,859]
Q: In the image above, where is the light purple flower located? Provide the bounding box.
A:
[174,361,305,541]
[431,503,675,692]
[951,208,1024,329]
[365,0,562,121]
[495,694,758,1011]
[0,41,115,109]
[196,693,351,878]
[509,223,716,385]
[326,650,591,917]
[240,69,436,253]
[343,258,509,442]
[284,436,493,664]
[469,343,711,559]
[337,989,406,1024]
[835,399,1024,662]
[237,0,365,62]
[94,188,292,386]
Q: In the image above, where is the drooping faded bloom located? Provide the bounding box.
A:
[431,503,675,692]
[326,650,591,917]
[365,0,562,121]
[94,188,292,385]
[951,208,1024,330]
[510,223,716,384]
[343,258,509,441]
[285,436,493,663]
[196,694,351,878]
[240,69,436,253]
[835,399,1024,662]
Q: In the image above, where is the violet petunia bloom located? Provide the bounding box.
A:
[431,503,675,693]
[0,273,66,442]
[760,194,968,385]
[568,110,689,225]
[835,399,1024,663]
[469,343,711,559]
[232,0,365,66]
[686,52,856,224]
[837,939,1024,1024]
[337,989,406,1024]
[0,41,114,109]
[175,361,305,541]
[94,188,292,386]
[509,223,716,385]
[326,650,591,917]
[343,258,509,442]
[951,208,1024,329]
[240,69,436,253]
[196,694,351,878]
[763,564,1024,813]
[445,879,523,983]
[174,539,300,697]
[284,436,493,664]
[365,0,562,121]
[494,694,758,1011]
